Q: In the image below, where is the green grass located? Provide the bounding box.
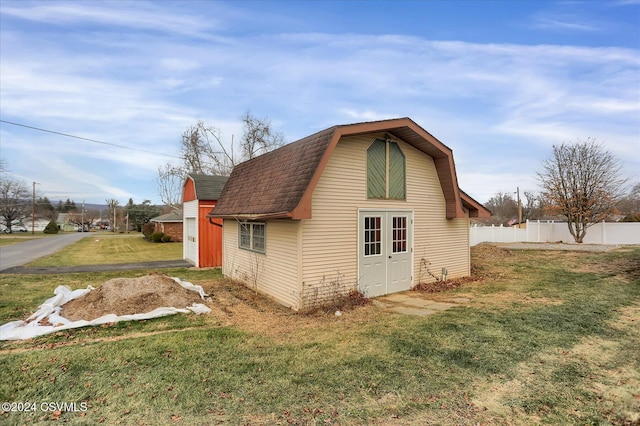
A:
[0,233,55,247]
[0,247,638,424]
[27,234,183,266]
[0,237,37,247]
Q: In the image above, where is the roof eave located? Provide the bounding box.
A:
[460,191,492,218]
[292,117,467,219]
[207,211,295,221]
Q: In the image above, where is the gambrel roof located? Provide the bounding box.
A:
[208,117,490,220]
[184,174,228,201]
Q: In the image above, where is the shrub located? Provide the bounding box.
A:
[161,235,172,243]
[150,231,164,243]
[620,213,640,222]
[142,222,155,239]
[43,220,59,234]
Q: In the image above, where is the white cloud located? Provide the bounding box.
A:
[1,2,637,204]
[0,1,218,37]
[534,19,600,32]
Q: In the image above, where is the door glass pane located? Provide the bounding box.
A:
[392,216,407,253]
[364,216,381,256]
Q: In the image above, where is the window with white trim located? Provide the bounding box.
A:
[239,222,266,253]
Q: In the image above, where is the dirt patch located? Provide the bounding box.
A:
[61,273,203,321]
[497,242,619,252]
[572,254,640,281]
[471,244,514,261]
[475,291,564,307]
[195,278,378,342]
[412,276,481,293]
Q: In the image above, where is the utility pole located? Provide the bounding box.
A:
[31,181,39,235]
[82,200,85,232]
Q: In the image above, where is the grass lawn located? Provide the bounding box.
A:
[0,246,638,425]
[0,233,57,247]
[26,234,183,266]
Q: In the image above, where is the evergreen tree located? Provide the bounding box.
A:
[43,219,59,234]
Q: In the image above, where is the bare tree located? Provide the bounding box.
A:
[106,199,120,232]
[484,192,518,225]
[156,111,284,206]
[0,175,31,232]
[538,139,625,243]
[156,163,185,210]
[522,190,545,221]
[240,111,284,160]
[178,123,233,175]
[617,182,640,220]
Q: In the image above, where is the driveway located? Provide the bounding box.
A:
[0,233,193,274]
[0,232,89,271]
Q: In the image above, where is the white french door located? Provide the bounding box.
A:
[358,210,413,297]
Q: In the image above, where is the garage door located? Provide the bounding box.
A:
[185,218,197,266]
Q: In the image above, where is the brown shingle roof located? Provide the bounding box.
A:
[209,117,489,220]
[209,126,336,218]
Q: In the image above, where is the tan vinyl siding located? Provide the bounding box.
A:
[301,133,470,307]
[223,219,301,309]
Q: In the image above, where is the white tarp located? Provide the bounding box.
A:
[0,277,211,341]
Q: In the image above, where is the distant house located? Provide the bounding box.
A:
[150,210,183,242]
[56,213,75,232]
[183,174,228,268]
[209,117,490,310]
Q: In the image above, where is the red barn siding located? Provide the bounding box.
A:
[198,201,223,267]
[183,179,196,202]
[182,175,225,268]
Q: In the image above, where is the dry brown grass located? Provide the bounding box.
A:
[196,278,380,343]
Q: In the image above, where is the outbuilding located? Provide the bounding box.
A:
[208,118,490,309]
[182,174,228,268]
[150,210,183,242]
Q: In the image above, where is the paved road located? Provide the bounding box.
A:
[0,232,89,271]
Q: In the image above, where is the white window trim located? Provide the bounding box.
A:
[238,221,266,254]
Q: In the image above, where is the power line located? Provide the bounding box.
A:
[0,119,183,160]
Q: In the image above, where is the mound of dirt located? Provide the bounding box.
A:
[471,243,514,261]
[61,273,203,321]
[412,275,480,293]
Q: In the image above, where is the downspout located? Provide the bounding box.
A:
[208,218,223,227]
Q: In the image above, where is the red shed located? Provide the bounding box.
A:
[182,174,228,268]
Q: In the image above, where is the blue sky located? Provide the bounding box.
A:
[1,0,639,206]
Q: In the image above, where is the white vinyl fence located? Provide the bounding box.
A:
[470,220,640,246]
